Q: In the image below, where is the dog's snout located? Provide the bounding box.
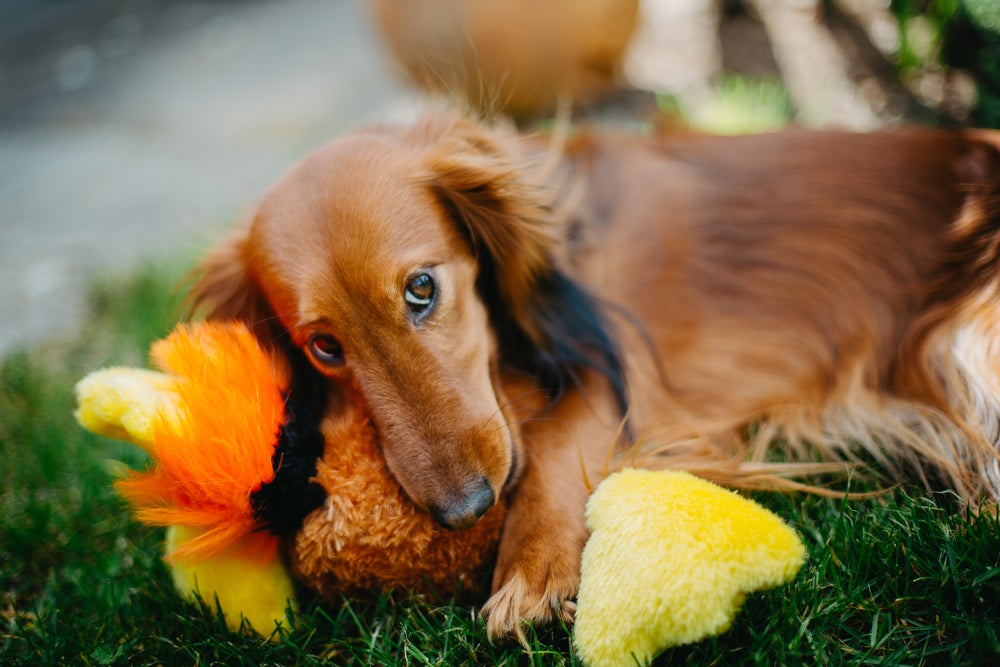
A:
[429,476,496,530]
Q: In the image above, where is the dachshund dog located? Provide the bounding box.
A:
[189,113,1000,641]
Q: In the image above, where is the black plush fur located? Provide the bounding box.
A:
[250,386,327,535]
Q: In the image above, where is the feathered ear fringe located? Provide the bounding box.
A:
[423,116,628,414]
[115,322,289,563]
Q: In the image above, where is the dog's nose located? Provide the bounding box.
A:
[429,477,495,530]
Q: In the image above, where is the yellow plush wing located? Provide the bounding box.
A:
[74,367,181,451]
[574,469,806,667]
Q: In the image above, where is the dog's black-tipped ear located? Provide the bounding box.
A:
[423,120,627,413]
[424,126,558,341]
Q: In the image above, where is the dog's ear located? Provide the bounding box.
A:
[424,120,627,412]
[185,220,279,344]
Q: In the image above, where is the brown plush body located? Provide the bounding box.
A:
[292,406,506,600]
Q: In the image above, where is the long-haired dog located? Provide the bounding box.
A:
[189,112,1000,641]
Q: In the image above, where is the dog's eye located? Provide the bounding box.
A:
[404,272,435,316]
[307,334,344,367]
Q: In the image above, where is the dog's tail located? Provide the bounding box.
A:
[887,130,1000,499]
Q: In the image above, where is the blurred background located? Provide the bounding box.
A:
[1,0,998,357]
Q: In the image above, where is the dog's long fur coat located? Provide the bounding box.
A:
[190,114,1000,639]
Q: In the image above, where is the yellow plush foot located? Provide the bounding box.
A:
[167,526,295,636]
[574,469,806,667]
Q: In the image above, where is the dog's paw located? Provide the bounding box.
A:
[480,565,578,646]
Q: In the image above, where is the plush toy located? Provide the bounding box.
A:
[573,468,807,667]
[75,322,805,662]
[74,322,504,635]
[75,325,296,634]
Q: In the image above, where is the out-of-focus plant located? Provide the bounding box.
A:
[686,75,792,135]
[890,0,1000,126]
[942,0,1000,126]
[891,0,959,70]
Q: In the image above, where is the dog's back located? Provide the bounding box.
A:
[564,128,1000,497]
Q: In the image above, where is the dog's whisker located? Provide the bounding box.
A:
[489,416,563,435]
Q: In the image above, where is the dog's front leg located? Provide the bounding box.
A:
[481,375,622,644]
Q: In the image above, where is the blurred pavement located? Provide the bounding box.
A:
[0,0,417,357]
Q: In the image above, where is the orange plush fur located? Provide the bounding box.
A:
[115,323,287,563]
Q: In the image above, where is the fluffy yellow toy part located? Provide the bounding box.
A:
[165,525,295,635]
[75,367,181,449]
[574,469,806,667]
[74,324,295,636]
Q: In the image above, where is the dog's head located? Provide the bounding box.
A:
[189,114,625,529]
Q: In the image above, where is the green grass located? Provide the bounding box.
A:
[3,264,1000,666]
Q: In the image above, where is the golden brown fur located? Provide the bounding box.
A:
[365,0,639,117]
[291,406,507,600]
[189,113,1000,642]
